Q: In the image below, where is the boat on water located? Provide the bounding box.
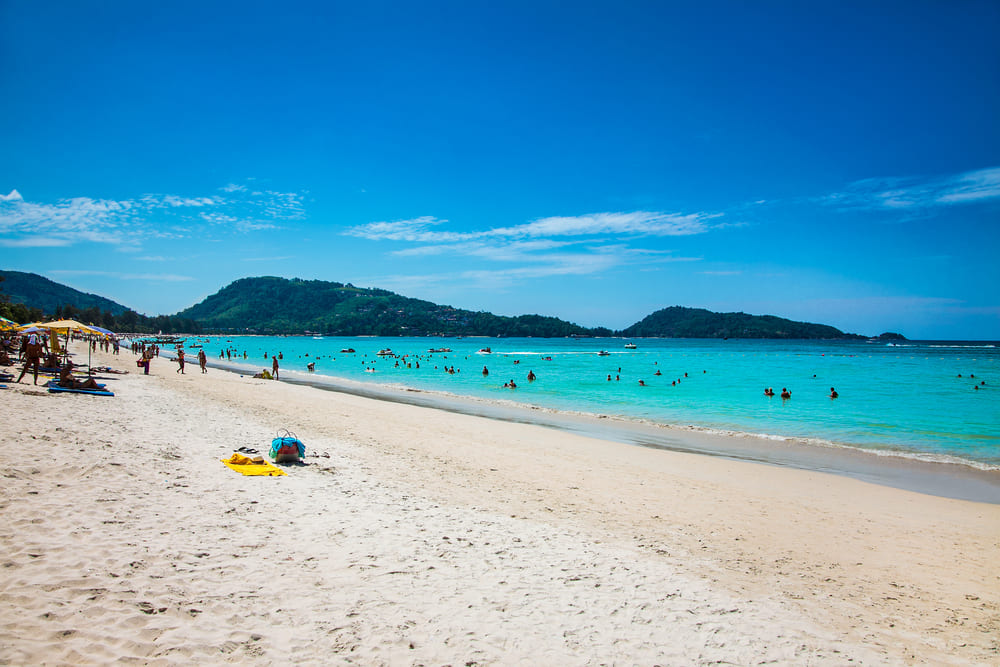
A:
[624,343,637,349]
[377,348,393,355]
[428,347,452,353]
[340,348,356,353]
[478,347,492,354]
[597,350,610,356]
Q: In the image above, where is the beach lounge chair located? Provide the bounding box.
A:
[46,380,114,396]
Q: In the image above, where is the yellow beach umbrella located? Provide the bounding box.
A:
[0,316,18,331]
[19,319,106,336]
[18,319,109,372]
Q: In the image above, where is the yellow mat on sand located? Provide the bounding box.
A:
[221,452,287,476]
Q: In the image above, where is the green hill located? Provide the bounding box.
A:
[0,270,130,316]
[619,306,862,339]
[177,276,597,337]
[0,270,199,333]
[3,271,883,339]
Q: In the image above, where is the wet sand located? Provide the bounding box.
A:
[1,347,998,664]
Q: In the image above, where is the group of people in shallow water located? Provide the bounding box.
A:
[764,386,838,399]
[139,342,993,401]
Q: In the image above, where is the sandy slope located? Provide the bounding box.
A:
[0,348,997,665]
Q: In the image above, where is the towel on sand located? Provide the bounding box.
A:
[222,452,287,476]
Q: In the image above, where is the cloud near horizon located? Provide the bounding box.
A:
[48,269,195,282]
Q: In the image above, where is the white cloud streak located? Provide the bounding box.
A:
[0,184,306,248]
[48,270,195,282]
[825,166,1000,212]
[346,211,719,244]
[345,210,718,287]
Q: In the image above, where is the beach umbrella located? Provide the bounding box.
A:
[19,319,109,372]
[20,319,107,336]
[0,316,18,331]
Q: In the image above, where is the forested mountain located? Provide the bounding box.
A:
[3,271,881,339]
[177,276,600,336]
[619,306,862,339]
[0,270,128,316]
[0,270,200,334]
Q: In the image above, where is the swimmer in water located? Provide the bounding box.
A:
[764,387,775,396]
[829,387,838,398]
[780,387,791,399]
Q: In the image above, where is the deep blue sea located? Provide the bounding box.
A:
[183,336,1000,471]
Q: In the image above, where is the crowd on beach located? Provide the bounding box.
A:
[0,330,120,389]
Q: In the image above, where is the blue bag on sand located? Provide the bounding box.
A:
[270,429,305,462]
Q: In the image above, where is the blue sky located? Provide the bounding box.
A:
[2,1,998,339]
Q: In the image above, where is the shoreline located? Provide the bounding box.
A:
[3,346,999,663]
[209,356,1000,504]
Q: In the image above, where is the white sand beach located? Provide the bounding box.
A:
[1,347,998,665]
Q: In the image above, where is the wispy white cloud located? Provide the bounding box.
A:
[0,185,307,248]
[0,236,73,247]
[825,166,1000,212]
[491,211,718,238]
[48,270,195,282]
[348,216,474,243]
[346,209,718,289]
[347,211,719,244]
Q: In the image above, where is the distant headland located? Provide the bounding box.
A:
[1,270,902,340]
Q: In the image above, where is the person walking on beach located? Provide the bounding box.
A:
[272,356,279,380]
[15,333,43,385]
[176,349,185,374]
[198,349,207,374]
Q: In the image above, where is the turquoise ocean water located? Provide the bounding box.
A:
[189,336,999,471]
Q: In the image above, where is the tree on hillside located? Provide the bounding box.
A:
[0,276,43,323]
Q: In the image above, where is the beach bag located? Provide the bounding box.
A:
[270,429,305,462]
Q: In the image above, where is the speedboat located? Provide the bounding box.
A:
[597,350,610,356]
[377,349,393,355]
[624,343,637,349]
